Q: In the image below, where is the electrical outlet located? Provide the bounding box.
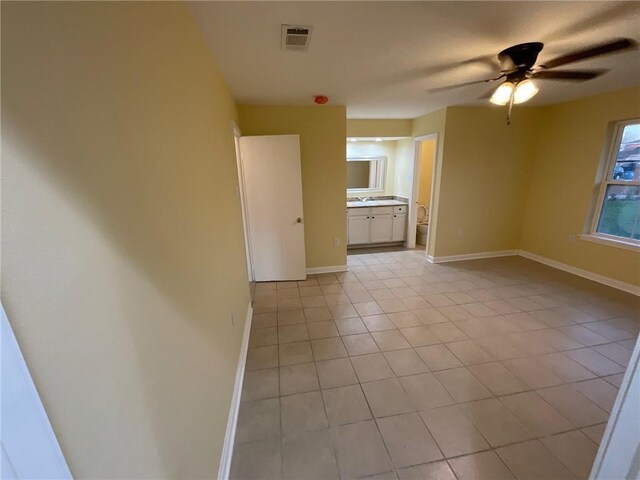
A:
[457,227,464,238]
[334,237,340,247]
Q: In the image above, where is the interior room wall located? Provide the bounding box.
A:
[521,87,640,287]
[347,119,412,138]
[1,3,250,478]
[433,106,543,258]
[238,105,348,269]
[418,139,436,206]
[346,140,397,198]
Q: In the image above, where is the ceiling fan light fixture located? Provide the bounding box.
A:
[513,79,539,104]
[490,82,514,105]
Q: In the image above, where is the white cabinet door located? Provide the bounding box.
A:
[348,215,370,244]
[392,213,407,242]
[370,214,393,243]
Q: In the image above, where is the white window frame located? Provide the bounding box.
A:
[580,119,640,250]
[346,156,387,194]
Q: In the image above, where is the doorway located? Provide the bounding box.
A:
[407,134,439,255]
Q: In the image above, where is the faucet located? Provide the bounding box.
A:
[360,196,369,203]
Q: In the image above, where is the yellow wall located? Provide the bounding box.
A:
[346,140,397,197]
[521,87,640,286]
[2,2,249,477]
[434,106,542,257]
[418,140,436,206]
[347,119,412,138]
[239,105,348,268]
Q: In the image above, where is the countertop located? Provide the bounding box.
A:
[347,199,408,208]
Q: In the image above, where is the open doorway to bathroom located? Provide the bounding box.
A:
[415,138,436,250]
[406,134,438,255]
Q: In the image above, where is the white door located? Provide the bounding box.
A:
[370,214,393,243]
[392,214,407,242]
[239,135,306,281]
[348,215,370,244]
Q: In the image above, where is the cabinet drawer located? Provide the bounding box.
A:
[370,206,393,215]
[393,205,407,213]
[347,207,370,216]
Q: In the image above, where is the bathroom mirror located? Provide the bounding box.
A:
[347,156,386,192]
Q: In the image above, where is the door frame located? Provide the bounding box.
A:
[1,303,72,479]
[589,335,640,479]
[232,122,254,282]
[407,133,439,255]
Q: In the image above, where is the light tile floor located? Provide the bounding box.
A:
[231,249,639,480]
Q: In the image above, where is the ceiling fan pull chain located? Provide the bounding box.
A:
[506,92,515,126]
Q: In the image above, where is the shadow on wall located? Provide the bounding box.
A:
[2,2,249,477]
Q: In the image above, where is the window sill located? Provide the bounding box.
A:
[578,234,640,252]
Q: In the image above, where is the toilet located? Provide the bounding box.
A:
[416,204,429,245]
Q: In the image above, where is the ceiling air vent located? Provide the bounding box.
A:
[281,25,313,51]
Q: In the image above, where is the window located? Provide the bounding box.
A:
[589,120,640,247]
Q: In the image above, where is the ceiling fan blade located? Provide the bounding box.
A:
[532,69,608,81]
[479,85,499,100]
[427,75,504,94]
[544,2,640,43]
[540,38,638,69]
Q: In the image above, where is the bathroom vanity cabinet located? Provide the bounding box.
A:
[347,204,407,246]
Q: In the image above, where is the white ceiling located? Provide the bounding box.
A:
[188,1,640,119]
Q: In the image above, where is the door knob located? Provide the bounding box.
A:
[296,217,303,223]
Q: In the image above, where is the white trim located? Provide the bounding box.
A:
[519,250,640,296]
[306,265,349,275]
[1,303,72,479]
[232,122,254,282]
[590,335,640,479]
[426,250,519,264]
[218,303,253,480]
[578,233,640,252]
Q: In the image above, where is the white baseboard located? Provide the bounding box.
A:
[218,303,253,480]
[519,250,640,297]
[427,250,519,264]
[306,265,349,275]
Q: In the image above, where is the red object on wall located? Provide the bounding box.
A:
[314,95,329,105]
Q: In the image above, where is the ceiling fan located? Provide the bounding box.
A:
[427,38,638,124]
